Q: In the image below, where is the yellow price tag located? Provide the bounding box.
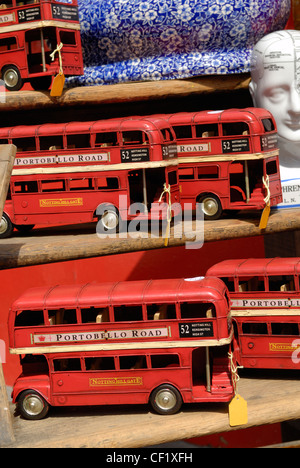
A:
[259,203,270,230]
[50,73,65,97]
[229,394,248,427]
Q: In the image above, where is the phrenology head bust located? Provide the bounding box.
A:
[249,30,300,144]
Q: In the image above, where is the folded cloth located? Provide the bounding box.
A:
[66,0,291,87]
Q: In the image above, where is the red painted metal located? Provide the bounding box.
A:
[162,108,282,216]
[0,0,83,91]
[207,257,300,369]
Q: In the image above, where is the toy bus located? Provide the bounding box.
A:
[162,108,282,220]
[0,0,83,91]
[206,257,300,370]
[0,116,180,237]
[9,276,235,419]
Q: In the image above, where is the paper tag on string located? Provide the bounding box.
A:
[229,394,248,427]
[259,203,270,230]
[50,73,65,97]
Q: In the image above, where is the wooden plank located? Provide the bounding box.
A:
[4,371,300,448]
[0,207,298,269]
[0,74,251,112]
[0,359,15,446]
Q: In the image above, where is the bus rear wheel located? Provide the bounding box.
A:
[18,390,49,420]
[150,384,182,415]
[2,65,23,92]
[0,213,13,238]
[96,205,121,234]
[198,194,222,220]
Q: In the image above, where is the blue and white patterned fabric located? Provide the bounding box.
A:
[66,0,291,87]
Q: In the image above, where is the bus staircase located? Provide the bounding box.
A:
[230,182,264,208]
[211,357,233,394]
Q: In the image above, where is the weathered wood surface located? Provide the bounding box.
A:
[0,207,298,269]
[3,370,300,448]
[0,74,251,112]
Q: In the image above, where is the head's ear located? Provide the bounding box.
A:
[249,80,257,107]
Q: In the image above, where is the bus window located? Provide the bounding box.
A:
[180,302,216,319]
[113,305,144,322]
[69,178,94,191]
[48,309,77,325]
[242,322,268,334]
[60,31,77,46]
[219,277,235,292]
[0,1,13,8]
[15,310,44,327]
[85,356,115,371]
[197,166,219,179]
[12,137,36,152]
[178,168,194,180]
[123,131,149,145]
[172,126,192,139]
[13,181,38,193]
[41,179,65,192]
[168,170,178,186]
[53,358,81,372]
[195,124,218,138]
[96,177,119,190]
[80,307,110,323]
[238,276,265,292]
[266,160,278,175]
[262,119,275,132]
[222,122,249,136]
[160,128,173,142]
[146,304,176,321]
[268,275,295,292]
[67,134,90,149]
[95,132,118,147]
[119,355,147,370]
[151,354,180,368]
[0,37,17,52]
[0,139,9,145]
[271,323,299,336]
[39,135,64,151]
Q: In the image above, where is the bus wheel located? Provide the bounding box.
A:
[2,65,23,91]
[150,384,182,415]
[198,194,222,220]
[18,390,49,420]
[97,205,121,233]
[0,213,13,238]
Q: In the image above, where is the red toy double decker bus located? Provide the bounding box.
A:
[0,0,83,91]
[164,108,282,220]
[207,258,300,370]
[0,116,179,237]
[9,276,235,419]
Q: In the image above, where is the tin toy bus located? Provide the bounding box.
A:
[164,108,282,220]
[207,257,300,370]
[9,276,235,419]
[0,0,83,91]
[0,116,179,237]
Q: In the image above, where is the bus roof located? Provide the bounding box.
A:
[0,116,175,140]
[166,107,276,127]
[11,277,228,311]
[206,258,300,278]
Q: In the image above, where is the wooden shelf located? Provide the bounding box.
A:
[0,207,298,269]
[0,74,251,112]
[2,369,300,448]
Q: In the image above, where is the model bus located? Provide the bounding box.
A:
[0,0,83,91]
[163,108,282,220]
[9,276,235,419]
[0,116,179,237]
[206,257,300,369]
